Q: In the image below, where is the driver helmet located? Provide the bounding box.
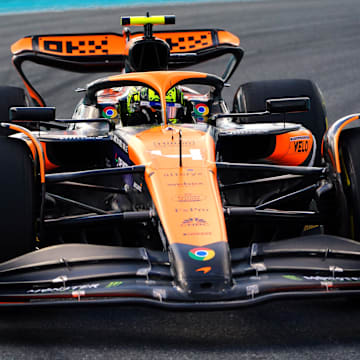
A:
[127,86,185,124]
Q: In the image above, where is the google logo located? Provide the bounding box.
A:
[188,247,215,261]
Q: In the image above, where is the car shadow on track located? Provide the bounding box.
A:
[0,298,359,352]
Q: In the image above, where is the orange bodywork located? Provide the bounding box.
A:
[108,71,207,91]
[128,126,227,246]
[22,82,45,107]
[217,30,240,47]
[266,129,314,166]
[11,37,32,54]
[11,57,46,107]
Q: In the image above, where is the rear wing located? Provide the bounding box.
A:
[11,29,243,106]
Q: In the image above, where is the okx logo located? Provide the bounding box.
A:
[188,247,215,261]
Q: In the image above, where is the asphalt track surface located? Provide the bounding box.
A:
[1,0,360,358]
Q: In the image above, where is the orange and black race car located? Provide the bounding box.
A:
[0,15,360,308]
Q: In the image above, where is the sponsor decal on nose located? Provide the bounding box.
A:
[188,247,215,261]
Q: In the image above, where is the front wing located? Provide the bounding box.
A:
[1,234,360,309]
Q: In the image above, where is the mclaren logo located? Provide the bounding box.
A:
[196,266,212,274]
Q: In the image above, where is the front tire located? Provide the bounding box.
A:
[339,128,360,241]
[0,137,36,262]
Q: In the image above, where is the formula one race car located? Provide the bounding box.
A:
[1,15,360,309]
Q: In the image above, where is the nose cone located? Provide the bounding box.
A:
[170,242,232,298]
[128,124,231,297]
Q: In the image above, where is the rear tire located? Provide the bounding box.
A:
[0,86,27,122]
[233,79,327,165]
[0,137,36,262]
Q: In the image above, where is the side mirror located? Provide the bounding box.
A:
[9,107,56,122]
[266,97,310,114]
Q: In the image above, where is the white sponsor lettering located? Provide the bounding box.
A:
[304,276,360,282]
[27,283,100,294]
[111,134,128,153]
[246,284,259,297]
[290,135,310,141]
[151,149,202,160]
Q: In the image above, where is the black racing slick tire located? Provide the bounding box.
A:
[339,128,360,242]
[0,86,27,122]
[233,79,327,165]
[0,137,36,262]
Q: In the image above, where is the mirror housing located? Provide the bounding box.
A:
[266,97,310,114]
[9,107,56,122]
